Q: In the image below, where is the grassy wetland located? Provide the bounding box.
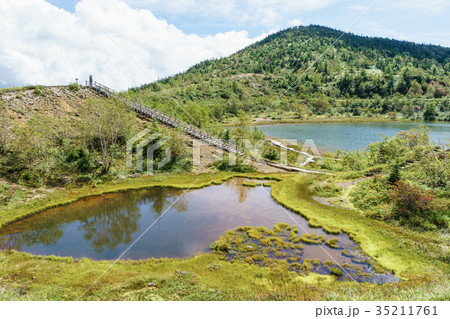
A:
[0,170,448,300]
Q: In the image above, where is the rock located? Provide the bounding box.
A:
[118,175,126,180]
[147,282,157,287]
[179,271,188,275]
[132,173,140,178]
[245,245,254,249]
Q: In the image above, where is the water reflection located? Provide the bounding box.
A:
[0,178,396,284]
[1,189,189,254]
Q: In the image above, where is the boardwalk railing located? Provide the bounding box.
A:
[86,80,244,154]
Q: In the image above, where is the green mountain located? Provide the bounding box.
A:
[128,25,450,129]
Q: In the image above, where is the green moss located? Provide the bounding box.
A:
[270,174,448,280]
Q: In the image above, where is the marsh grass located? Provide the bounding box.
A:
[0,172,448,300]
[325,238,340,249]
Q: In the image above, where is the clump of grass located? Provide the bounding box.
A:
[207,263,222,271]
[322,225,341,235]
[330,267,343,276]
[242,181,260,187]
[245,256,253,264]
[342,249,353,257]
[288,227,300,242]
[325,238,339,249]
[300,233,326,244]
[247,228,263,240]
[302,258,320,272]
[308,219,322,228]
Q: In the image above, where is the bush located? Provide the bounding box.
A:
[19,171,43,188]
[75,175,92,184]
[34,85,44,96]
[65,148,95,173]
[389,181,449,230]
[262,147,280,161]
[423,104,437,121]
[68,82,81,92]
[387,159,401,184]
[214,156,255,173]
[350,175,390,216]
[308,179,342,197]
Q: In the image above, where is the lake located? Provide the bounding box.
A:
[0,178,398,283]
[258,121,450,152]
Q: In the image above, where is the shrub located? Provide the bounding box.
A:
[34,85,44,96]
[350,176,390,214]
[75,175,92,184]
[308,179,342,197]
[68,82,81,92]
[389,181,449,230]
[214,156,255,173]
[423,104,437,121]
[387,159,401,184]
[262,147,280,161]
[19,171,43,187]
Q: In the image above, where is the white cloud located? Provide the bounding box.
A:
[125,0,342,28]
[388,0,450,14]
[0,0,266,90]
[288,19,303,27]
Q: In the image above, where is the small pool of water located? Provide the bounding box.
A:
[0,179,398,283]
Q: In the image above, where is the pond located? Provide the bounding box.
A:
[258,121,450,152]
[0,179,398,283]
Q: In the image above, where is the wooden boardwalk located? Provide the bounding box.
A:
[87,81,244,154]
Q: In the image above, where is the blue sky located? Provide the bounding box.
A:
[1,0,449,90]
[46,0,450,44]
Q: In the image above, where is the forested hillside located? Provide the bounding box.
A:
[128,25,450,129]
